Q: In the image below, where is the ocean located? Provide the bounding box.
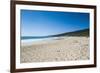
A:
[21,36,61,43]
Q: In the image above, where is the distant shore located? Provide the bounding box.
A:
[20,36,89,63]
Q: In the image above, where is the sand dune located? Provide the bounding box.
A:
[20,36,89,63]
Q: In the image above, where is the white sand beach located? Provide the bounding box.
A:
[20,36,89,63]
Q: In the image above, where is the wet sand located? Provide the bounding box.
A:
[20,36,89,63]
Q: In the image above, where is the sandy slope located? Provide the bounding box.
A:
[20,36,89,63]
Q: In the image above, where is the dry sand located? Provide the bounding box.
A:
[20,36,89,63]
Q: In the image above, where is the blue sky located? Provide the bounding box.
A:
[21,10,89,36]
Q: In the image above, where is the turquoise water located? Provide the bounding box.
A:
[21,36,60,43]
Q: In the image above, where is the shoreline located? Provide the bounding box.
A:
[21,36,67,46]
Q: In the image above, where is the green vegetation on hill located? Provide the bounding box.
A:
[45,28,89,37]
[58,28,89,37]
